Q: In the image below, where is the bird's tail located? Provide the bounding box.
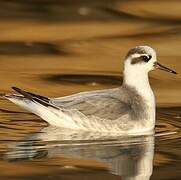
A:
[2,87,78,129]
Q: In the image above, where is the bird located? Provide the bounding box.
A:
[2,46,177,135]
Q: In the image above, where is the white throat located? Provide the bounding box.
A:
[123,68,152,97]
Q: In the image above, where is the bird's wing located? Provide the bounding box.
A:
[9,87,130,121]
[51,88,131,120]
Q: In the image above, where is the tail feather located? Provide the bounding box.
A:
[12,87,50,103]
[3,87,80,129]
[11,87,59,110]
[12,86,49,101]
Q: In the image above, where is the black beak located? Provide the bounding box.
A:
[154,62,177,74]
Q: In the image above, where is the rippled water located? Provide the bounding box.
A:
[0,1,181,179]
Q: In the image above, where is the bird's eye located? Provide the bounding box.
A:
[142,55,152,62]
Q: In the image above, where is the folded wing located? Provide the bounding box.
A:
[51,88,131,120]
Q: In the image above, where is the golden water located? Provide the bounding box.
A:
[0,1,180,179]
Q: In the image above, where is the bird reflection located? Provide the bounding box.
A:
[4,126,154,180]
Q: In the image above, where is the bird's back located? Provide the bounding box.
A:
[51,88,132,121]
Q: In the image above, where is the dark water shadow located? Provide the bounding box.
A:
[0,0,128,22]
[43,74,123,85]
[0,42,71,56]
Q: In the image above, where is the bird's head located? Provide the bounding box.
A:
[124,45,177,75]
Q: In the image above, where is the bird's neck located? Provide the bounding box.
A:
[123,69,156,129]
[123,69,153,98]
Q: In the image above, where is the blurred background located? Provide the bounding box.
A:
[0,0,180,105]
[0,1,180,180]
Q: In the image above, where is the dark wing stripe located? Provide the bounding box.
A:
[26,92,50,103]
[12,87,59,110]
[12,87,50,102]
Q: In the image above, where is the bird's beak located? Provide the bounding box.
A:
[154,62,177,74]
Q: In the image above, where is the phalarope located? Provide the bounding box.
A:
[2,46,177,135]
